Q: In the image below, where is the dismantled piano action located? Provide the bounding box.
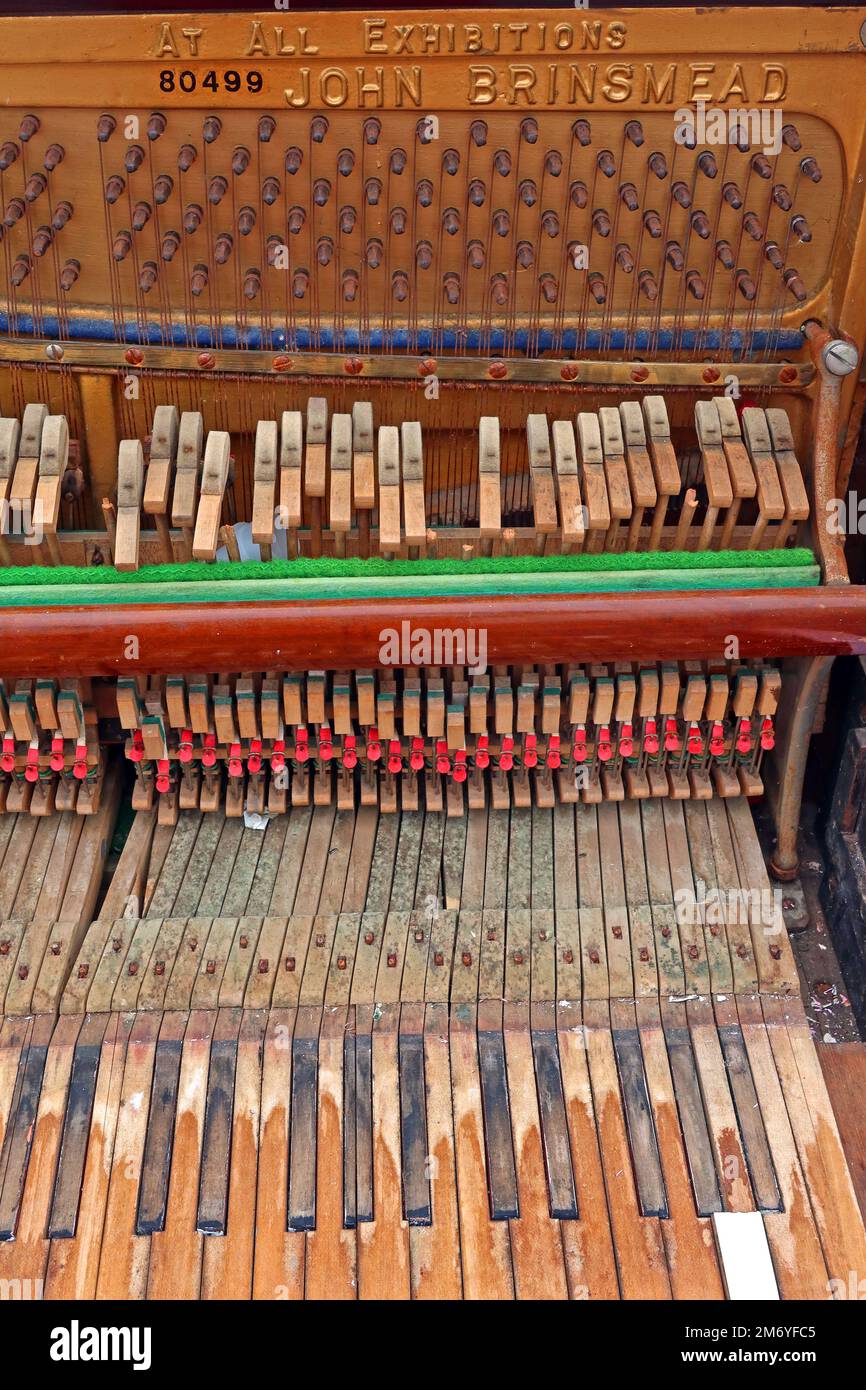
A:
[0,6,865,1300]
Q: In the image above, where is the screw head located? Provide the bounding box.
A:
[560,363,580,382]
[822,339,859,377]
[125,347,144,366]
[702,366,720,384]
[488,360,508,379]
[272,354,292,372]
[630,365,649,383]
[778,365,798,384]
[46,342,64,361]
[197,351,215,369]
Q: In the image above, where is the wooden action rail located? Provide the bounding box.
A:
[0,801,864,1299]
[0,677,104,816]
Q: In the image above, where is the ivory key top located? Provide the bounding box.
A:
[305,397,327,558]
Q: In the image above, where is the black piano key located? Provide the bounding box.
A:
[355,1024,374,1225]
[0,1028,49,1241]
[287,1031,318,1232]
[342,1025,357,1230]
[398,1030,431,1226]
[196,1028,239,1235]
[531,1026,579,1220]
[718,1023,783,1213]
[664,1023,723,1216]
[477,1028,519,1221]
[135,1035,183,1235]
[48,1015,107,1238]
[612,1026,669,1219]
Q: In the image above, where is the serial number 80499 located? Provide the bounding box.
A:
[159,70,264,94]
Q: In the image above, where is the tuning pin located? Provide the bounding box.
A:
[182,202,202,235]
[468,239,486,269]
[493,149,512,177]
[342,269,359,303]
[587,272,606,305]
[215,232,234,265]
[207,175,228,206]
[313,178,330,207]
[50,201,72,233]
[781,123,801,151]
[257,114,276,143]
[261,176,280,207]
[539,272,558,304]
[59,258,80,291]
[665,240,684,271]
[468,179,486,208]
[96,114,116,143]
[390,147,407,175]
[697,151,718,178]
[470,119,488,147]
[23,172,47,205]
[190,262,209,296]
[638,269,658,301]
[362,235,382,271]
[751,153,772,180]
[690,210,710,239]
[285,146,302,174]
[443,148,460,175]
[791,214,812,243]
[414,178,433,209]
[715,239,735,270]
[19,113,40,142]
[124,144,144,175]
[545,149,564,177]
[31,225,53,257]
[112,230,133,261]
[685,269,705,299]
[643,209,662,238]
[519,179,537,208]
[416,117,435,145]
[177,143,197,172]
[202,116,222,144]
[391,270,409,302]
[287,205,305,235]
[490,273,509,307]
[572,118,591,146]
[292,269,309,299]
[570,180,588,210]
[365,177,382,206]
[615,243,634,273]
[800,156,822,183]
[338,205,355,235]
[238,205,256,235]
[783,267,807,302]
[336,147,354,178]
[317,236,333,267]
[741,212,762,241]
[597,150,616,178]
[671,180,692,208]
[736,269,756,301]
[11,254,31,287]
[3,198,24,228]
[416,240,433,269]
[243,268,262,300]
[592,208,611,237]
[104,174,125,205]
[139,261,158,293]
[513,241,531,269]
[492,209,510,237]
[619,182,639,212]
[153,174,173,205]
[764,241,784,270]
[132,200,152,232]
[648,151,668,179]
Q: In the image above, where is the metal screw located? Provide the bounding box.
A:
[46,342,64,361]
[822,339,858,377]
[258,959,269,974]
[205,959,215,974]
[285,956,295,972]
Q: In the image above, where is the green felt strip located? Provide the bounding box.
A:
[0,563,820,607]
[0,546,815,592]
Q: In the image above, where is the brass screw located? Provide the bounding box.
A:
[272,354,293,372]
[630,365,649,383]
[125,347,144,366]
[560,363,579,381]
[205,959,216,974]
[285,956,296,972]
[258,959,269,974]
[197,351,215,369]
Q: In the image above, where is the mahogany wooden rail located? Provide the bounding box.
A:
[1,587,865,678]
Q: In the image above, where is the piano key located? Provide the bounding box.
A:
[411,1002,461,1299]
[48,1012,108,1238]
[354,1005,374,1226]
[147,1010,215,1299]
[197,1006,242,1235]
[660,1002,723,1217]
[476,999,519,1221]
[505,1002,569,1298]
[135,1012,185,1235]
[398,1003,431,1226]
[0,1014,51,1241]
[530,1004,579,1220]
[357,1002,410,1298]
[305,1005,356,1298]
[252,1008,305,1301]
[287,1005,319,1232]
[716,1002,782,1213]
[342,1020,357,1230]
[610,1004,669,1219]
[687,996,755,1211]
